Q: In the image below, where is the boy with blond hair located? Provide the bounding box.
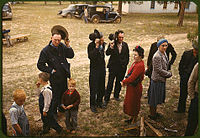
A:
[61,78,80,133]
[37,72,62,135]
[9,89,29,136]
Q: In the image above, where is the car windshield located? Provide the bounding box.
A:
[66,5,75,10]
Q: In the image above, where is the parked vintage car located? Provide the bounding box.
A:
[2,3,12,20]
[58,4,88,18]
[87,5,121,24]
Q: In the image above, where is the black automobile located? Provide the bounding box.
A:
[2,3,12,20]
[87,5,121,24]
[58,4,88,18]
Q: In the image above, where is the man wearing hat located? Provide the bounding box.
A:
[174,38,198,113]
[87,29,106,113]
[37,25,74,117]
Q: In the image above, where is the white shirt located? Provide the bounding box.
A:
[40,84,52,112]
[117,43,122,54]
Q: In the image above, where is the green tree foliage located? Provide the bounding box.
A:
[187,29,198,42]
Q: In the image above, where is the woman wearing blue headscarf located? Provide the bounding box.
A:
[148,39,172,120]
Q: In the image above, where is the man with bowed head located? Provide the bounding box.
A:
[37,25,74,117]
[87,29,106,113]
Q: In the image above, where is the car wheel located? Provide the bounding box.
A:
[114,17,121,24]
[92,16,100,24]
[66,13,72,18]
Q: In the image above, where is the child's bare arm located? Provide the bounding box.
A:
[61,104,66,110]
[66,104,73,109]
[13,124,23,135]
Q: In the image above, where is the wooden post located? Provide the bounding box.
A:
[140,117,145,136]
[144,120,163,136]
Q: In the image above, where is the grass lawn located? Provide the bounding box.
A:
[2,1,198,137]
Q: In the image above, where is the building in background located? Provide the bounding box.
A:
[122,1,197,13]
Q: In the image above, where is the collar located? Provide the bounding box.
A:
[67,89,76,95]
[50,42,58,49]
[41,84,51,93]
[13,102,23,108]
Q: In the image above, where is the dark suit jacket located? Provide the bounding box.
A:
[106,41,129,72]
[87,41,106,70]
[178,49,198,77]
[37,41,74,83]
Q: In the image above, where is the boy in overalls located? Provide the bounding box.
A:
[9,89,29,136]
[36,72,62,135]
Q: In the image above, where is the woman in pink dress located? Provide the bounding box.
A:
[121,46,145,124]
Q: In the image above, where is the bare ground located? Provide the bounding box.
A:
[2,1,198,137]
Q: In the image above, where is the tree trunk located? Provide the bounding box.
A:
[44,1,47,5]
[58,1,61,5]
[118,1,122,15]
[177,1,181,16]
[177,1,186,27]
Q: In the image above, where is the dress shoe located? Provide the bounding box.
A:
[90,107,97,113]
[114,97,120,101]
[102,101,108,107]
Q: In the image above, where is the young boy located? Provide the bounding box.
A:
[61,78,80,134]
[36,72,62,135]
[9,89,29,136]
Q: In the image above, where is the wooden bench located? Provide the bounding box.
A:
[3,34,30,46]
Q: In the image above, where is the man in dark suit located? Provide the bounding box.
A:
[37,26,74,117]
[103,30,129,107]
[87,30,106,113]
[175,41,198,113]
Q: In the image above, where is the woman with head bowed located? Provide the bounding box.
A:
[121,46,145,124]
[148,39,172,120]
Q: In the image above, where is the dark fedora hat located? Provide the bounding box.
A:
[51,25,68,40]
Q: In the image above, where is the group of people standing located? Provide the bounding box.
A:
[87,29,198,135]
[8,25,198,136]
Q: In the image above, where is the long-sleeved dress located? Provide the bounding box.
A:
[122,60,145,116]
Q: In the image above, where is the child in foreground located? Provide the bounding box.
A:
[9,89,29,136]
[37,72,62,135]
[61,78,80,134]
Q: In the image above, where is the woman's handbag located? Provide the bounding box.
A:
[125,66,141,87]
